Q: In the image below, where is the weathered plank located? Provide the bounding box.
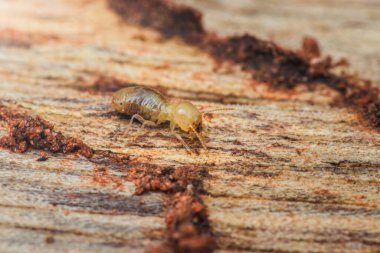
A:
[0,0,379,252]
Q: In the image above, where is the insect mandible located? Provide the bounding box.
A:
[112,86,207,153]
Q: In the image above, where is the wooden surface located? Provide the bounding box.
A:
[0,0,379,252]
[182,0,380,86]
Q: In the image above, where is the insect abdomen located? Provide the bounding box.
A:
[113,86,168,122]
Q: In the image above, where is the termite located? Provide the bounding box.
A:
[111,86,207,153]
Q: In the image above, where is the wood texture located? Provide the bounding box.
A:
[0,0,379,252]
[181,0,380,86]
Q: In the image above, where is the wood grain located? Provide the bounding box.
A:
[181,0,380,86]
[0,0,379,252]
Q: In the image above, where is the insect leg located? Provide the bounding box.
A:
[135,120,158,139]
[190,126,208,151]
[141,120,158,128]
[171,129,192,154]
[129,114,145,129]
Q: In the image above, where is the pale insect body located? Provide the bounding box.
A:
[112,86,206,152]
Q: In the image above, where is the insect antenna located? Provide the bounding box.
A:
[200,107,235,113]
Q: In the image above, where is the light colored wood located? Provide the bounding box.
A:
[0,0,379,252]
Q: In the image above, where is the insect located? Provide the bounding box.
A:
[111,86,207,153]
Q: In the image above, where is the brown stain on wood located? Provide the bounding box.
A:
[0,28,62,48]
[81,166,125,191]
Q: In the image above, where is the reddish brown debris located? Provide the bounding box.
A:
[161,192,214,253]
[126,165,197,195]
[205,34,312,86]
[108,0,380,128]
[86,75,169,97]
[91,149,130,167]
[108,0,205,44]
[0,105,93,157]
[0,105,131,164]
[90,75,137,94]
[82,166,125,190]
[299,36,321,59]
[126,164,214,253]
[36,151,49,162]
